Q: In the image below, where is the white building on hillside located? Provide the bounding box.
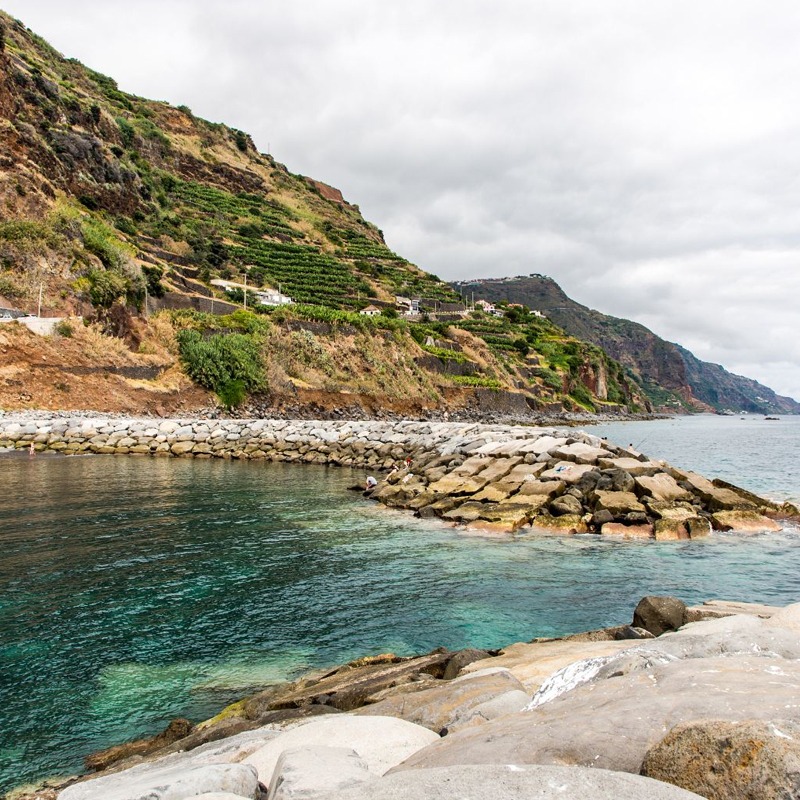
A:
[210,279,292,307]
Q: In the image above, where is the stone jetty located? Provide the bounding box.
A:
[1,415,796,537]
[26,596,800,800]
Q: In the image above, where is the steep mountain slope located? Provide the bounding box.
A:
[0,12,644,417]
[452,274,800,414]
[674,344,800,414]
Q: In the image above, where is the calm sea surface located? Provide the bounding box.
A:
[1,414,799,791]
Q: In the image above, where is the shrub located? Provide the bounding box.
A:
[87,269,127,308]
[176,329,266,408]
[215,379,247,411]
[116,116,135,148]
[569,384,596,411]
[53,319,74,338]
[234,130,248,152]
[142,264,166,298]
[535,367,564,391]
[451,375,502,389]
[81,218,131,269]
[0,272,24,298]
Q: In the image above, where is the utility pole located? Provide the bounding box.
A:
[243,270,247,310]
[37,282,43,317]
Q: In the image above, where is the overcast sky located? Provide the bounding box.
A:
[4,0,800,400]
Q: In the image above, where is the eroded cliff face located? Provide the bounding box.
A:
[453,274,800,414]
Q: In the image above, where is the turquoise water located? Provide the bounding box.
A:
[1,418,800,791]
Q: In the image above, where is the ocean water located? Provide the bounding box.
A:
[1,416,799,791]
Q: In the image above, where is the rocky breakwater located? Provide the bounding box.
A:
[31,597,800,800]
[1,415,796,537]
[367,431,799,537]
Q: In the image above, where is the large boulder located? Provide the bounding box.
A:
[57,762,259,800]
[711,510,783,532]
[600,522,653,538]
[635,473,691,502]
[267,746,374,800]
[319,764,705,800]
[356,668,528,733]
[549,494,583,516]
[632,595,687,636]
[683,599,781,624]
[538,462,597,484]
[243,715,438,781]
[458,638,641,693]
[515,479,565,498]
[593,491,646,517]
[641,719,800,800]
[531,514,588,534]
[673,470,757,511]
[396,655,800,775]
[475,457,522,482]
[597,457,662,477]
[551,441,612,464]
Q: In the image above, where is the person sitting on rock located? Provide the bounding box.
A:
[364,475,378,491]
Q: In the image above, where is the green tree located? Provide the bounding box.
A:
[176,329,266,409]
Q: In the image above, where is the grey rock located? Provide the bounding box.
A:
[398,655,800,775]
[57,762,260,800]
[549,494,583,516]
[326,765,706,799]
[641,719,800,800]
[632,595,687,636]
[267,746,374,800]
[244,715,439,781]
[357,669,527,732]
[193,795,257,800]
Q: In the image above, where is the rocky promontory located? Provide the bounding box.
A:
[1,415,796,538]
[16,597,800,800]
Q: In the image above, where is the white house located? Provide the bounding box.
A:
[210,279,292,307]
[360,305,382,317]
[254,289,293,307]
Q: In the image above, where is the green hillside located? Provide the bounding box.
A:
[453,274,800,414]
[0,12,644,416]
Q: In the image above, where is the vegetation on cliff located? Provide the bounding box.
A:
[0,12,642,415]
[453,274,800,414]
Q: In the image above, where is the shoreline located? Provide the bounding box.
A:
[11,595,800,800]
[3,414,797,540]
[4,416,800,798]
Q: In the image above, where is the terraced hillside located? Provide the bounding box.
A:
[453,274,800,414]
[0,12,644,417]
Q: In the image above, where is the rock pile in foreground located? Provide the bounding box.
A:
[41,597,800,800]
[1,415,796,538]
